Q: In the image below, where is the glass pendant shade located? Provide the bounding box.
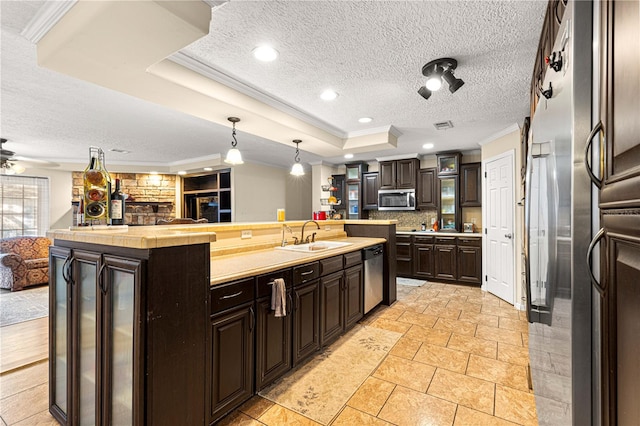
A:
[290,162,304,176]
[224,148,244,165]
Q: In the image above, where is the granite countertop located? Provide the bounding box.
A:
[210,236,385,286]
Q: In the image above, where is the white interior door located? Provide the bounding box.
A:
[484,151,515,303]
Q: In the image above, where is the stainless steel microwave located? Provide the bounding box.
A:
[378,189,416,211]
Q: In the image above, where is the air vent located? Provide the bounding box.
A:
[433,120,453,130]
[109,148,130,154]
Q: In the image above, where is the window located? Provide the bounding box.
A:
[0,176,50,237]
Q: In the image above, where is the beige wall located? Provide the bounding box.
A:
[480,129,526,309]
[21,167,74,230]
[234,163,312,222]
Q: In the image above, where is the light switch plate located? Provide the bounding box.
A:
[241,230,252,239]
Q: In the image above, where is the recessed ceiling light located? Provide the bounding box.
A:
[177,171,187,175]
[203,167,213,172]
[358,117,372,123]
[252,45,279,62]
[423,143,435,149]
[149,171,159,175]
[344,153,354,159]
[320,89,339,101]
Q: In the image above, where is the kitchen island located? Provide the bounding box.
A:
[47,219,394,425]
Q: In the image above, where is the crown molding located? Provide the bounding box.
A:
[478,123,521,146]
[21,0,77,44]
[376,153,420,162]
[169,51,346,139]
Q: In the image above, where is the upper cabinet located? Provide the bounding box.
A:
[362,172,379,210]
[379,159,419,189]
[345,162,369,219]
[417,168,438,209]
[346,162,368,182]
[438,176,460,231]
[437,153,461,176]
[460,163,482,207]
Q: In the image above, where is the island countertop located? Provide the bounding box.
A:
[210,236,385,286]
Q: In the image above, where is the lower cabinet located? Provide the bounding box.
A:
[396,234,482,284]
[292,279,321,366]
[209,279,255,424]
[434,237,457,281]
[320,264,364,347]
[344,264,364,329]
[396,235,413,277]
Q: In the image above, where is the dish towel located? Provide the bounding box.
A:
[271,278,287,317]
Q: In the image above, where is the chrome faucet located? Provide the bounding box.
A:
[300,220,320,244]
[281,224,297,246]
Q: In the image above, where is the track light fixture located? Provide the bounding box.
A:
[418,58,465,100]
[224,117,243,165]
[290,139,304,176]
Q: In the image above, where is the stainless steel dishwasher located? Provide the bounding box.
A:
[363,244,384,314]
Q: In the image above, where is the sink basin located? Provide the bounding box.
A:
[276,241,353,252]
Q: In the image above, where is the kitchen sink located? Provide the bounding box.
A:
[275,241,353,252]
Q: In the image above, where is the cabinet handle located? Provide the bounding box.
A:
[584,120,604,189]
[587,228,605,296]
[98,262,108,294]
[287,293,293,315]
[220,291,243,300]
[300,270,315,276]
[249,306,255,333]
[62,255,73,285]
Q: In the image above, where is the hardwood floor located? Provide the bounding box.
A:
[0,283,538,425]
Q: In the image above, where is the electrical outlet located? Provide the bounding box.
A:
[241,230,252,239]
[430,218,436,225]
[325,226,331,231]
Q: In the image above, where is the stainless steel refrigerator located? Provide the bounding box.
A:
[525,1,596,424]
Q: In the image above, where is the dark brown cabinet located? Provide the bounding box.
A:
[396,235,413,277]
[49,242,209,426]
[434,237,457,281]
[292,278,320,366]
[460,163,482,207]
[413,235,435,279]
[344,264,364,329]
[456,237,482,284]
[345,162,369,219]
[255,269,292,391]
[320,271,344,347]
[379,159,418,189]
[210,303,254,423]
[437,153,461,176]
[417,168,438,209]
[596,2,640,424]
[362,172,379,210]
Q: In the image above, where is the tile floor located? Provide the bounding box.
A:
[218,282,538,426]
[0,281,538,425]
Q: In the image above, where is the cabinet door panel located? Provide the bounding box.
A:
[413,244,434,279]
[457,246,481,284]
[210,304,254,422]
[461,163,482,207]
[362,172,379,210]
[435,245,457,280]
[320,272,344,346]
[256,297,292,390]
[293,281,320,365]
[49,247,72,424]
[344,264,364,330]
[397,159,417,189]
[396,237,413,277]
[417,168,437,209]
[379,161,396,189]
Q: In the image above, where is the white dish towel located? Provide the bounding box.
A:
[271,278,287,317]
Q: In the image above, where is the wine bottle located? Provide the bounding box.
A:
[110,178,125,225]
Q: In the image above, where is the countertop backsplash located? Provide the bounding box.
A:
[369,207,482,231]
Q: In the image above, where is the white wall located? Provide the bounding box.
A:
[21,167,74,230]
[233,162,312,222]
[481,129,525,308]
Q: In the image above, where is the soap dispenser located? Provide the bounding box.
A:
[421,222,427,231]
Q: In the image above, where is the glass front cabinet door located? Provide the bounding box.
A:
[437,153,461,176]
[438,177,460,231]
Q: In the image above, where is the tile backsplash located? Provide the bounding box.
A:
[369,207,482,231]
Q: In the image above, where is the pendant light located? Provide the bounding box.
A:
[290,139,304,176]
[224,117,244,165]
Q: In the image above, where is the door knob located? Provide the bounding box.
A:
[505,233,513,239]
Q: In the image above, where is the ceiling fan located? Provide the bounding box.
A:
[1,138,59,175]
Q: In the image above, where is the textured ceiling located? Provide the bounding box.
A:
[0,0,546,171]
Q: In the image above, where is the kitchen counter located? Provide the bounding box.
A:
[210,236,385,285]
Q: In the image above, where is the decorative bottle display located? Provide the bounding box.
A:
[110,178,125,225]
[83,147,111,222]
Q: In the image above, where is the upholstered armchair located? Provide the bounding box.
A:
[0,236,52,291]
